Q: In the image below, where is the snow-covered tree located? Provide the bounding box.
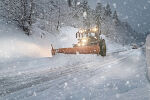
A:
[0,0,146,45]
[67,0,72,7]
[95,3,103,14]
[68,0,93,28]
[80,1,91,28]
[0,0,34,35]
[94,3,104,33]
[32,0,71,32]
[113,10,119,25]
[104,3,112,17]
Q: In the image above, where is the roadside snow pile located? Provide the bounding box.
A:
[146,34,150,80]
[0,21,50,60]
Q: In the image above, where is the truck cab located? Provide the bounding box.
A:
[74,27,100,47]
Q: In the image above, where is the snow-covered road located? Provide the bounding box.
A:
[0,49,150,100]
[0,23,149,100]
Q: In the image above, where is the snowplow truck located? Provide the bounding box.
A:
[51,27,106,56]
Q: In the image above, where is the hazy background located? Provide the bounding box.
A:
[87,0,150,33]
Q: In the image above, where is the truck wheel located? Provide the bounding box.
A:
[99,39,106,56]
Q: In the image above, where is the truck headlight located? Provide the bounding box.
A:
[82,43,85,46]
[92,27,98,32]
[82,38,87,43]
[77,43,81,46]
[79,30,84,33]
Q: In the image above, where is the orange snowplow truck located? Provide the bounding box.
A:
[51,27,106,56]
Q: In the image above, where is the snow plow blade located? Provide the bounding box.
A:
[51,45,100,55]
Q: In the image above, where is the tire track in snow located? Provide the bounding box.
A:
[0,50,131,99]
[25,51,131,100]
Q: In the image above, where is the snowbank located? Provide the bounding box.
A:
[146,34,150,80]
[0,21,50,60]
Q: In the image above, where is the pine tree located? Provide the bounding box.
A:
[113,11,118,20]
[95,3,103,33]
[80,1,91,28]
[0,0,34,35]
[113,10,119,25]
[95,3,103,14]
[104,3,112,17]
[67,0,72,7]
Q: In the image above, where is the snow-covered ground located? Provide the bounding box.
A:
[0,21,150,100]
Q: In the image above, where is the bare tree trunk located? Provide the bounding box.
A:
[28,0,33,26]
[56,6,61,31]
[21,0,33,35]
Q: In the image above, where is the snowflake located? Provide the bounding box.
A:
[113,3,117,9]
